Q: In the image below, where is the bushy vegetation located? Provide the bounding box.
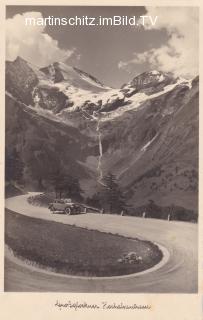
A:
[128,200,197,223]
[49,170,83,200]
[27,193,54,207]
[86,173,128,214]
[86,173,197,222]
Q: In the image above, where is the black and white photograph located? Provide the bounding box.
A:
[4,5,199,294]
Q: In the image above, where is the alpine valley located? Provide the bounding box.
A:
[5,57,198,214]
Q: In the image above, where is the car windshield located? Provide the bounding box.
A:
[55,199,64,203]
[64,199,72,203]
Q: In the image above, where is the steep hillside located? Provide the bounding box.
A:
[100,77,198,210]
[5,93,99,194]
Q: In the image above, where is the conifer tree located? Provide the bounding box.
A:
[100,173,127,213]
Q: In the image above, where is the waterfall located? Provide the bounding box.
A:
[96,117,103,184]
[84,110,104,185]
[32,88,40,108]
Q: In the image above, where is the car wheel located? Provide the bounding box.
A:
[65,207,71,215]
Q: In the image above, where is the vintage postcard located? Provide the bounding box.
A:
[0,0,202,319]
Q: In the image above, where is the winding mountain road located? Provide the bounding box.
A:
[5,194,198,293]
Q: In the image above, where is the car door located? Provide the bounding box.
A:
[58,200,65,211]
[54,200,62,210]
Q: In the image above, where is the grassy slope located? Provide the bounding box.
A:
[5,209,162,277]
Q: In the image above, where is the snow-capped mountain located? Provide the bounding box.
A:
[6,57,192,122]
[40,62,108,89]
[5,57,198,213]
[121,70,176,96]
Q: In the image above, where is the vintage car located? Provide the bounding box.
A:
[48,198,84,215]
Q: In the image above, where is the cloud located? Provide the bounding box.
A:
[6,12,76,66]
[119,7,199,78]
[118,61,128,70]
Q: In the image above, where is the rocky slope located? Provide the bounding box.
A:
[5,57,198,211]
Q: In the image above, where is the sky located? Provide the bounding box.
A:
[6,6,199,88]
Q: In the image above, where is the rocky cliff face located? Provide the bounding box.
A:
[121,70,176,97]
[5,57,198,211]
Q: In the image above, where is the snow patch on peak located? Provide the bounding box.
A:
[57,87,124,114]
[101,77,191,122]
